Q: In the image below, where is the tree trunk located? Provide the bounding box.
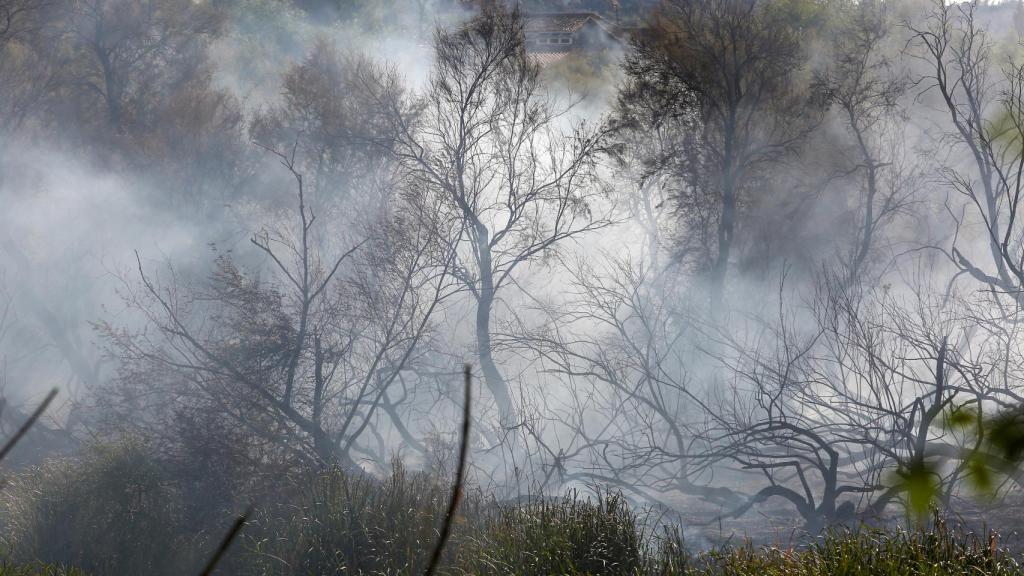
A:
[710,168,737,311]
[474,226,514,425]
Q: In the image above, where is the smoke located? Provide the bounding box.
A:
[0,0,476,405]
[4,0,1024,551]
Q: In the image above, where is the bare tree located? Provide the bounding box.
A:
[519,249,1024,531]
[688,265,1024,529]
[514,252,744,506]
[100,136,453,468]
[381,7,613,424]
[817,0,916,280]
[911,1,1024,302]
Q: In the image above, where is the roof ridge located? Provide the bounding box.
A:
[523,11,604,17]
[522,11,616,35]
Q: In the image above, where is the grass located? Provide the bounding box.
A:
[2,442,1024,575]
[1,443,192,575]
[470,490,648,575]
[668,522,1022,575]
[240,462,461,575]
[0,565,86,576]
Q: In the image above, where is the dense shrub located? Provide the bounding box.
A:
[4,444,1024,575]
[471,490,648,575]
[240,462,468,575]
[0,443,192,575]
[664,520,1023,576]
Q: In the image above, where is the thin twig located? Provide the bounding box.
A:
[424,364,472,576]
[199,507,252,576]
[0,387,58,464]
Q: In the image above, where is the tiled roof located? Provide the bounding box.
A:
[523,12,605,33]
[528,51,571,66]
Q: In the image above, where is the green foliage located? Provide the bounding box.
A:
[889,404,1024,517]
[891,459,942,520]
[944,404,978,430]
[984,407,1024,464]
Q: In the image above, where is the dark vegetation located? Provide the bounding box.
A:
[1,442,1023,575]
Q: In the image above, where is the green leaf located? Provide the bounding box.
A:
[965,452,995,496]
[943,404,977,430]
[893,459,939,519]
[984,407,1024,464]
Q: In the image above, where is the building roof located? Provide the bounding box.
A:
[521,10,626,64]
[528,51,571,66]
[523,12,610,34]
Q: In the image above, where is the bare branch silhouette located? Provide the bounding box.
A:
[198,507,251,576]
[424,364,472,576]
[0,387,57,464]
